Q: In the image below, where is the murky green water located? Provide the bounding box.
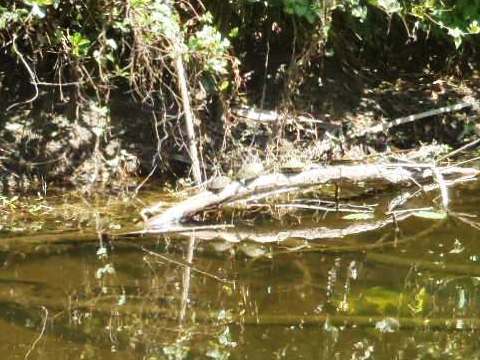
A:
[1,180,480,359]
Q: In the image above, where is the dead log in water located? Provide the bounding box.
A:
[143,163,479,231]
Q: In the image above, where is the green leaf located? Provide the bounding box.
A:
[284,6,294,15]
[25,0,53,5]
[342,213,374,220]
[218,80,230,92]
[69,32,91,57]
[294,4,307,16]
[228,27,239,38]
[305,11,316,24]
[412,210,447,220]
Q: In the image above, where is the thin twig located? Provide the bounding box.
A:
[355,100,476,137]
[34,81,84,87]
[7,35,39,111]
[141,246,234,284]
[260,23,271,109]
[134,164,157,195]
[437,138,480,162]
[451,212,480,232]
[122,223,235,236]
[276,203,373,213]
[431,163,449,210]
[24,306,48,360]
[447,156,480,169]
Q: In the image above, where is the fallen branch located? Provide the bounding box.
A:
[354,98,478,137]
[275,203,374,213]
[143,163,478,230]
[232,106,339,129]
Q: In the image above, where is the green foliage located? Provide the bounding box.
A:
[130,0,180,41]
[0,5,29,29]
[25,0,54,5]
[187,16,231,75]
[369,0,402,14]
[68,32,91,58]
[0,0,479,121]
[283,0,319,23]
[341,0,368,22]
[375,0,480,48]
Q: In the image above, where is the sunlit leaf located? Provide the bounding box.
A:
[377,0,401,14]
[106,38,117,50]
[218,80,229,92]
[25,0,53,5]
[69,32,91,57]
[228,27,239,38]
[468,20,480,34]
[30,4,45,18]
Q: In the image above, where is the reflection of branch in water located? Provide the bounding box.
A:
[240,313,480,330]
[141,247,234,284]
[24,306,48,360]
[171,213,413,244]
[450,212,480,232]
[0,300,116,349]
[179,236,195,323]
[10,292,480,332]
[274,217,445,256]
[366,252,480,277]
[388,175,477,213]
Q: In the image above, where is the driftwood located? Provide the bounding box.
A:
[143,163,479,231]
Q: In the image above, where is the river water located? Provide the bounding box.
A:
[1,179,480,359]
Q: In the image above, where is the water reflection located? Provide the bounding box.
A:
[0,184,480,358]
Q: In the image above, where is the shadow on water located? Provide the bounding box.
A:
[1,181,480,358]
